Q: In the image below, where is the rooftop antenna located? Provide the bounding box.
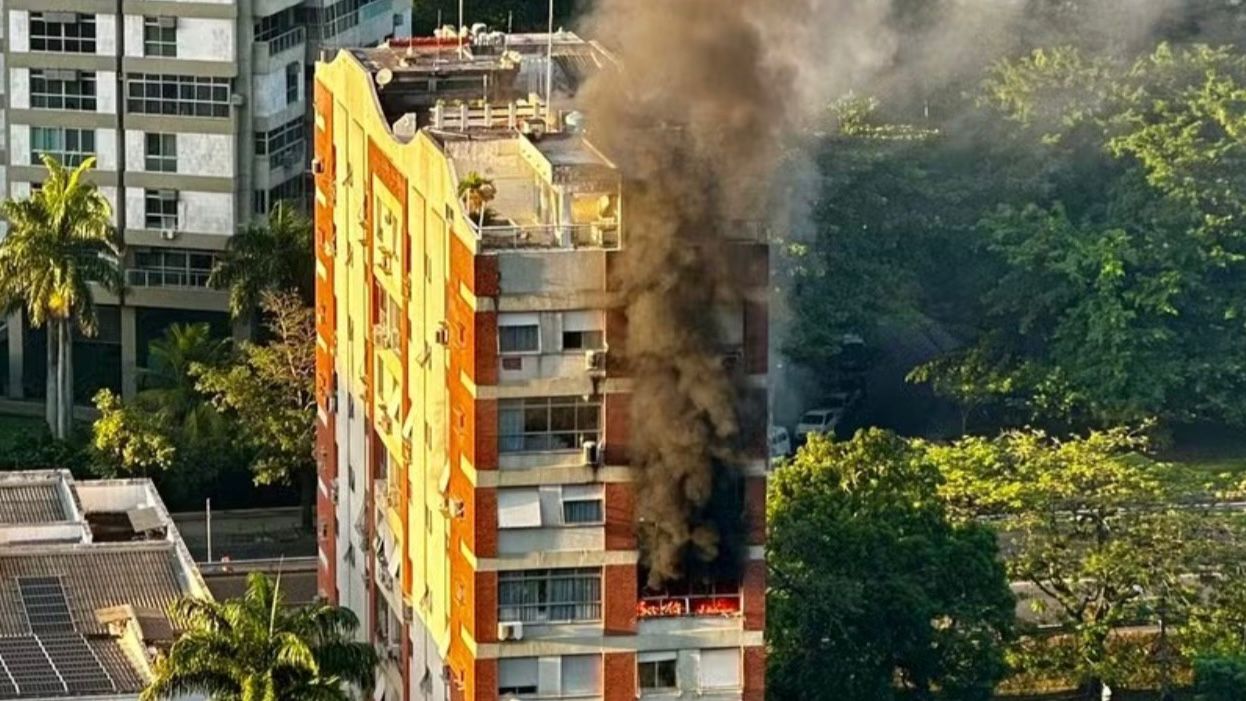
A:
[545,0,554,122]
[458,0,465,57]
[436,9,443,65]
[506,11,512,52]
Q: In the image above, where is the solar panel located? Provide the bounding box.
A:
[17,576,73,634]
[40,634,115,695]
[0,636,66,697]
[0,655,17,699]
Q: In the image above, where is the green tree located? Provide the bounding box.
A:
[195,290,316,527]
[0,155,122,438]
[457,171,497,228]
[916,44,1246,429]
[139,322,230,444]
[767,430,1015,700]
[141,572,376,701]
[930,427,1241,693]
[210,202,314,319]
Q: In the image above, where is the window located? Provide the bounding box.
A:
[30,127,94,167]
[498,396,600,453]
[30,70,97,111]
[30,12,96,53]
[561,485,604,525]
[254,7,305,53]
[499,314,540,354]
[144,189,178,230]
[142,16,177,57]
[254,117,306,168]
[304,0,384,39]
[126,73,231,117]
[128,248,217,288]
[145,133,177,173]
[638,654,677,691]
[285,62,300,104]
[497,490,542,529]
[698,649,741,690]
[561,310,605,351]
[498,656,600,698]
[498,568,601,624]
[254,175,310,215]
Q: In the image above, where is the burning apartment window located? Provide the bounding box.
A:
[498,313,540,354]
[498,396,600,453]
[497,568,601,624]
[637,653,678,691]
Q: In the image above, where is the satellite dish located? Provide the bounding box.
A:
[376,68,393,88]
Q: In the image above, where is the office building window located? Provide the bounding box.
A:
[30,127,94,167]
[254,117,305,168]
[498,568,601,624]
[29,12,96,53]
[253,175,310,215]
[126,74,231,118]
[145,133,177,173]
[285,62,300,104]
[142,16,177,57]
[30,70,97,111]
[144,189,178,230]
[498,396,600,453]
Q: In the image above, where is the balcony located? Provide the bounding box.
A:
[265,25,305,55]
[636,582,742,620]
[126,268,212,289]
[477,221,620,251]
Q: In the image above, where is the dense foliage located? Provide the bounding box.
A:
[767,430,1015,700]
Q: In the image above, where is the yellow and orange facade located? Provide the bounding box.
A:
[314,33,768,701]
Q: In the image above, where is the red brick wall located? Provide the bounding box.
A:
[474,570,498,643]
[745,477,766,546]
[474,658,498,701]
[604,482,635,550]
[602,392,630,466]
[475,487,497,558]
[743,645,765,701]
[742,559,766,632]
[603,564,637,634]
[603,652,636,701]
[744,300,768,376]
[474,398,498,471]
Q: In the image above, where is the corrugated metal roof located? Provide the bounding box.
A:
[0,545,184,639]
[0,484,66,525]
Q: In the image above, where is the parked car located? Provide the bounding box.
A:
[794,391,862,443]
[769,426,792,460]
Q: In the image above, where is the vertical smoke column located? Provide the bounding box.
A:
[579,0,812,587]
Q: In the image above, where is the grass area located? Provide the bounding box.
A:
[1161,423,1246,476]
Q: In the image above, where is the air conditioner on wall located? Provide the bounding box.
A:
[497,621,524,641]
[584,350,605,372]
[161,229,177,241]
[582,441,600,467]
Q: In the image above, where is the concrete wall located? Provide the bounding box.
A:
[124,129,233,177]
[124,186,233,235]
[177,18,235,62]
[97,70,117,114]
[96,14,117,56]
[9,68,27,109]
[254,63,298,118]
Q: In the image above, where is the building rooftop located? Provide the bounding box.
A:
[0,471,208,699]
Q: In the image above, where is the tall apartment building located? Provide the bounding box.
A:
[314,32,768,701]
[0,0,410,401]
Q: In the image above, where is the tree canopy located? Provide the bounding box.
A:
[767,430,1015,700]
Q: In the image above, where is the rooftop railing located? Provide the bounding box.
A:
[476,221,620,251]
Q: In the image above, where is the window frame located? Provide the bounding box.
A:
[498,396,601,454]
[285,62,300,104]
[30,70,97,111]
[637,657,678,691]
[144,132,178,173]
[128,247,217,288]
[143,189,179,230]
[497,568,602,625]
[142,16,177,57]
[498,322,540,355]
[126,73,231,118]
[30,127,95,167]
[29,12,96,53]
[561,485,604,526]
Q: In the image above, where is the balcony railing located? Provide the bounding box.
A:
[127,268,212,289]
[264,26,305,55]
[636,591,742,619]
[477,222,620,251]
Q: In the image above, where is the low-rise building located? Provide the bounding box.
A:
[0,469,208,700]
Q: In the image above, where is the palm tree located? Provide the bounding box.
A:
[137,322,228,445]
[210,201,313,319]
[0,155,121,439]
[142,572,377,701]
[457,171,497,228]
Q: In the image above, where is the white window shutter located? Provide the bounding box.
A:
[538,485,563,525]
[537,656,562,696]
[562,310,604,332]
[497,489,542,528]
[498,658,538,689]
[561,655,601,695]
[698,649,741,690]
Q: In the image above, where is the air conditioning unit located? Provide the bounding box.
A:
[402,603,413,623]
[331,478,339,504]
[584,350,605,372]
[378,570,393,590]
[434,323,450,346]
[312,157,325,174]
[386,641,401,660]
[582,440,600,467]
[327,394,338,413]
[160,229,177,241]
[156,15,177,28]
[373,323,388,344]
[230,93,245,107]
[497,621,524,641]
